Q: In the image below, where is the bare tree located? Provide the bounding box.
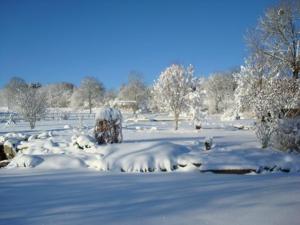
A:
[205,71,237,114]
[153,64,193,130]
[76,77,105,113]
[118,72,149,113]
[4,77,27,110]
[16,84,47,129]
[4,77,47,129]
[247,0,300,79]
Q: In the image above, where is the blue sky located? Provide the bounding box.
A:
[0,0,277,89]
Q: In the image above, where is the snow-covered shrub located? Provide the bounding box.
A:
[94,107,123,144]
[234,56,300,149]
[204,137,213,150]
[272,119,300,152]
[72,135,96,149]
[255,121,274,148]
[9,154,43,168]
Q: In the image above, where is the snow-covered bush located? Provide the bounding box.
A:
[235,58,300,149]
[272,119,300,152]
[94,107,123,144]
[204,137,213,150]
[152,64,193,130]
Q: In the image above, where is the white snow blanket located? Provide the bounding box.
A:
[0,170,299,225]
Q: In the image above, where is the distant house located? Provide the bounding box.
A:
[113,100,137,112]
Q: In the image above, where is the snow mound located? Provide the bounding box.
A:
[8,154,44,168]
[0,133,28,144]
[72,134,96,149]
[8,154,86,169]
[96,142,191,172]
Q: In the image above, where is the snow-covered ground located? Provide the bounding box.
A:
[1,114,299,172]
[0,170,299,225]
[0,113,300,225]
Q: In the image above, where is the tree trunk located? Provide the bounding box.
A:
[174,113,179,130]
[29,120,35,129]
[215,101,219,113]
[88,95,92,114]
[293,69,299,79]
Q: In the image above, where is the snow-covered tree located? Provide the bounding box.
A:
[247,0,300,79]
[186,77,206,121]
[14,84,47,129]
[4,77,28,111]
[152,64,193,130]
[205,71,237,114]
[234,59,300,148]
[72,77,105,113]
[117,72,149,113]
[44,82,74,108]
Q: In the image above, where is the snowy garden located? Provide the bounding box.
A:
[1,0,300,225]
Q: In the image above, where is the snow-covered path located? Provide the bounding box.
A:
[0,170,299,225]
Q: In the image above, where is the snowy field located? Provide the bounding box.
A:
[1,170,299,225]
[0,113,300,225]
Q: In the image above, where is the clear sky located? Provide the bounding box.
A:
[0,0,277,89]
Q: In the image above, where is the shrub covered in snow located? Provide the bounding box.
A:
[94,107,123,144]
[272,119,300,152]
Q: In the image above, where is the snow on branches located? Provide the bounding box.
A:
[152,64,194,130]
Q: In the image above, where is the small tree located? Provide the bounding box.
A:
[76,77,105,113]
[153,64,193,130]
[6,81,47,129]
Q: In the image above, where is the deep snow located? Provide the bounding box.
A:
[0,170,299,225]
